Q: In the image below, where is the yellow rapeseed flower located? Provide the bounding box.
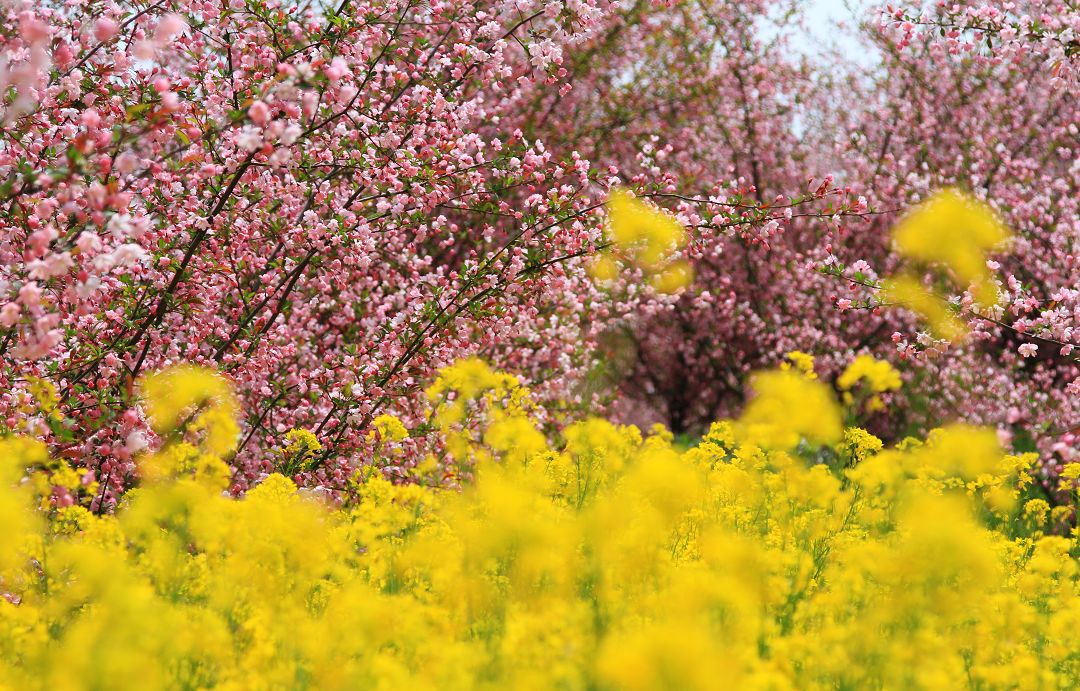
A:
[782,350,818,379]
[893,188,1010,307]
[590,188,694,293]
[0,359,1076,690]
[838,354,902,393]
[140,365,240,458]
[370,415,408,442]
[884,273,968,340]
[738,369,842,449]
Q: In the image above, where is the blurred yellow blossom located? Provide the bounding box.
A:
[782,350,817,379]
[26,376,60,418]
[370,414,409,442]
[884,273,968,341]
[737,369,842,449]
[838,354,901,393]
[590,188,694,293]
[140,365,240,457]
[893,188,1010,307]
[0,359,1075,690]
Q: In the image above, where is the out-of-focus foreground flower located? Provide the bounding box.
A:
[1,361,1078,690]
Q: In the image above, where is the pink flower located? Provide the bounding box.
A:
[80,108,100,129]
[114,152,138,174]
[1018,343,1039,358]
[94,18,119,42]
[155,13,187,42]
[324,57,350,82]
[132,40,156,61]
[0,303,20,327]
[124,430,148,456]
[18,282,42,308]
[248,100,271,126]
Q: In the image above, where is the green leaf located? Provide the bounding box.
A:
[125,103,153,121]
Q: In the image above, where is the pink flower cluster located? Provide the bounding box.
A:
[1,0,1077,504]
[1,0,624,503]
[819,0,1080,488]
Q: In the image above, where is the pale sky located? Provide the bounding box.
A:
[791,0,873,61]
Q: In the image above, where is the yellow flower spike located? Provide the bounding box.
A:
[246,472,298,501]
[283,428,322,456]
[483,412,546,466]
[564,418,640,475]
[649,258,694,294]
[25,376,61,418]
[883,273,968,340]
[1051,504,1073,527]
[592,188,693,293]
[0,437,45,578]
[140,442,205,486]
[838,354,902,394]
[191,403,241,459]
[623,447,704,523]
[414,454,440,478]
[587,254,619,282]
[782,351,818,379]
[892,188,1010,307]
[909,425,1006,482]
[738,369,842,450]
[1023,498,1050,527]
[50,464,83,491]
[370,414,408,443]
[0,436,49,483]
[50,505,96,536]
[425,357,524,406]
[1060,464,1080,480]
[647,423,674,444]
[607,188,685,263]
[140,365,240,457]
[983,483,1018,516]
[700,420,736,451]
[193,454,232,491]
[838,427,884,465]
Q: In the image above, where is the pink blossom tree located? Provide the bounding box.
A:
[0,0,632,503]
[816,0,1080,487]
[510,0,883,434]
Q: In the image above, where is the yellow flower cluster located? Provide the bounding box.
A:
[139,365,240,459]
[283,428,322,456]
[279,428,323,475]
[737,369,842,449]
[371,415,409,442]
[26,376,60,418]
[1,362,1079,690]
[838,354,902,394]
[781,350,818,379]
[887,188,1011,339]
[883,274,969,341]
[590,188,693,293]
[425,357,531,422]
[837,426,884,465]
[893,188,1010,307]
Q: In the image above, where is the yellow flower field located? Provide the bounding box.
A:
[2,359,1079,690]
